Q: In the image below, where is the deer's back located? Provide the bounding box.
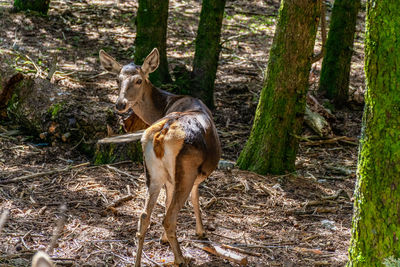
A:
[141,98,221,180]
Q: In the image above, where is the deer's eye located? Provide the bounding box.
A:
[136,79,142,85]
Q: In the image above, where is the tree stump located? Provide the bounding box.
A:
[94,131,144,165]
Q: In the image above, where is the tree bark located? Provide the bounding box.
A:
[319,0,361,107]
[13,0,50,14]
[347,1,400,266]
[237,0,321,175]
[134,0,171,86]
[190,0,226,109]
[0,51,142,160]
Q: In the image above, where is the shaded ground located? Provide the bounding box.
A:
[0,0,364,266]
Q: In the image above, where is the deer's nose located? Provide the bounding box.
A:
[116,99,127,111]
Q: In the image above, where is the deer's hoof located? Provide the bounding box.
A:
[175,257,193,267]
[195,232,207,240]
[160,236,169,245]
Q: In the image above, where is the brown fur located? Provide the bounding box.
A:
[122,112,149,132]
[99,48,221,267]
[153,127,168,158]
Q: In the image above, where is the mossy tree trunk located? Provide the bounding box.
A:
[237,0,321,175]
[319,0,361,107]
[347,1,400,266]
[134,0,171,86]
[13,0,50,14]
[190,0,226,109]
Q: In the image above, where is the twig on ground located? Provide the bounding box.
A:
[302,136,358,146]
[210,232,238,241]
[106,165,139,186]
[0,162,90,184]
[47,204,67,255]
[0,209,10,234]
[321,189,345,200]
[142,250,162,267]
[221,244,262,257]
[106,195,134,210]
[193,242,248,266]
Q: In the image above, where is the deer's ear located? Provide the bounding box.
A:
[141,48,160,75]
[99,50,122,74]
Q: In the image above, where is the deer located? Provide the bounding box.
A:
[31,251,54,267]
[99,48,221,266]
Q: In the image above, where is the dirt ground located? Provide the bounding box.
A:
[0,0,365,266]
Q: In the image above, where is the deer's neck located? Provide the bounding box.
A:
[132,84,175,125]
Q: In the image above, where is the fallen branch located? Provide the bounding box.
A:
[194,243,248,266]
[293,246,323,255]
[47,204,67,255]
[0,162,90,184]
[106,195,134,210]
[221,244,262,257]
[302,136,358,146]
[321,189,345,200]
[0,209,10,234]
[97,131,144,144]
[106,165,139,186]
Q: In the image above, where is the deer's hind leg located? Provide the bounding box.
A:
[191,177,207,239]
[160,181,173,244]
[162,148,202,266]
[134,142,167,267]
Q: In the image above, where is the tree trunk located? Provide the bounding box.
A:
[319,0,361,107]
[94,132,143,165]
[190,0,226,109]
[134,0,171,86]
[347,1,400,266]
[14,0,50,14]
[0,51,144,161]
[237,0,321,175]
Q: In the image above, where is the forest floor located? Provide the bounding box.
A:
[0,0,365,266]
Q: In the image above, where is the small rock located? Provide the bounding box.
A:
[272,183,283,191]
[218,159,235,170]
[321,219,337,231]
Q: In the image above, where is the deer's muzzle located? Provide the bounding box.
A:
[116,98,128,113]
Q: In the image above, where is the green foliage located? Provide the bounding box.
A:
[94,144,117,165]
[48,102,64,120]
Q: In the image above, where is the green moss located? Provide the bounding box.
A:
[134,0,171,86]
[190,0,226,108]
[237,0,321,175]
[347,0,400,265]
[48,102,64,120]
[94,144,116,165]
[93,142,143,165]
[319,0,361,107]
[383,257,400,267]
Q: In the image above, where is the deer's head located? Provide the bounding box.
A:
[99,48,160,113]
